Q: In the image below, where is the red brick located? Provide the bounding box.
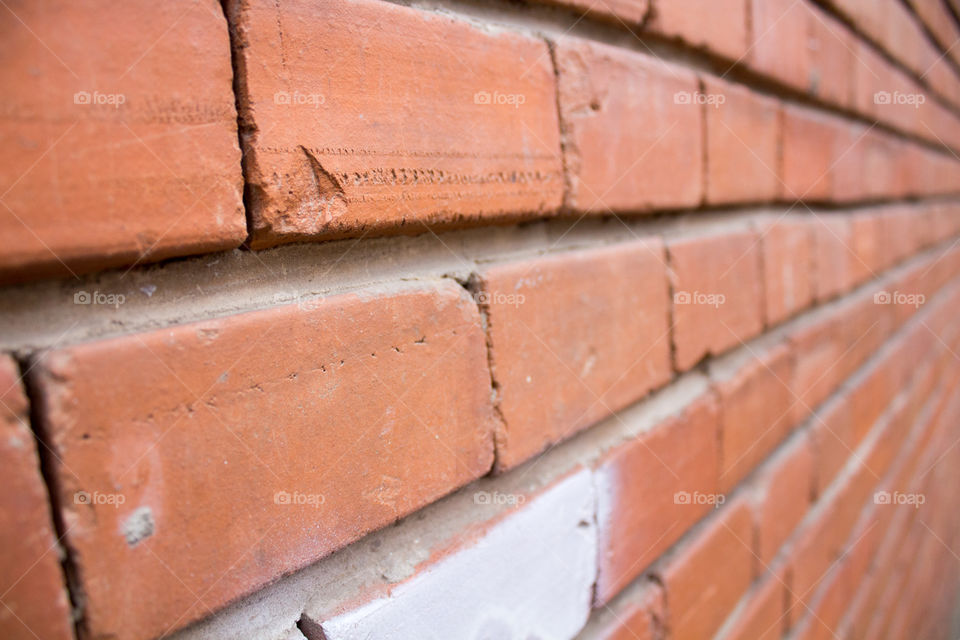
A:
[834,295,894,381]
[748,0,810,90]
[789,313,842,424]
[646,0,749,61]
[847,212,884,285]
[806,7,855,108]
[848,364,894,447]
[830,123,871,202]
[809,398,855,495]
[713,343,795,492]
[33,281,497,640]
[907,0,960,69]
[715,572,785,640]
[660,499,755,639]
[480,239,672,470]
[554,38,702,213]
[759,217,814,325]
[0,356,74,640]
[535,0,649,24]
[861,132,904,201]
[811,215,855,301]
[229,0,562,248]
[594,392,719,604]
[704,78,780,204]
[669,229,764,371]
[0,0,245,283]
[586,580,665,640]
[779,106,837,202]
[754,436,814,563]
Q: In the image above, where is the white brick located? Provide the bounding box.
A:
[310,469,597,639]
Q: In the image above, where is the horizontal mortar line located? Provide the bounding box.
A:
[169,242,960,639]
[0,196,956,353]
[378,0,960,155]
[895,0,960,86]
[810,0,960,113]
[575,275,960,632]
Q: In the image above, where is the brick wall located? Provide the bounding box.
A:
[2,1,960,639]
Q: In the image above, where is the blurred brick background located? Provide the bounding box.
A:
[2,0,960,638]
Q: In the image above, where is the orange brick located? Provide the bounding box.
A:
[759,218,814,325]
[748,0,810,90]
[646,0,749,61]
[660,499,755,639]
[534,0,649,24]
[0,0,245,283]
[908,0,960,68]
[704,78,780,204]
[806,7,855,108]
[33,281,498,640]
[229,0,563,248]
[669,229,764,371]
[594,392,720,604]
[0,356,74,640]
[848,365,895,447]
[809,398,855,495]
[754,436,814,563]
[780,105,837,202]
[716,572,786,640]
[586,580,665,640]
[789,312,842,423]
[811,215,855,301]
[713,343,796,492]
[848,212,884,285]
[830,124,875,203]
[480,239,672,470]
[553,37,702,213]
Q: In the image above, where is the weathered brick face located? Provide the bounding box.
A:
[2,1,960,639]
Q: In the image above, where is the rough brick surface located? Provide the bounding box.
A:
[780,106,838,201]
[480,240,671,470]
[748,0,811,91]
[594,392,719,604]
[704,78,780,204]
[759,218,814,325]
[537,0,649,23]
[659,499,755,639]
[669,229,765,371]
[716,573,785,640]
[0,0,245,284]
[554,38,702,213]
[0,356,74,640]
[646,0,749,61]
[33,281,497,640]
[4,0,960,637]
[229,0,562,248]
[754,436,814,563]
[713,343,796,492]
